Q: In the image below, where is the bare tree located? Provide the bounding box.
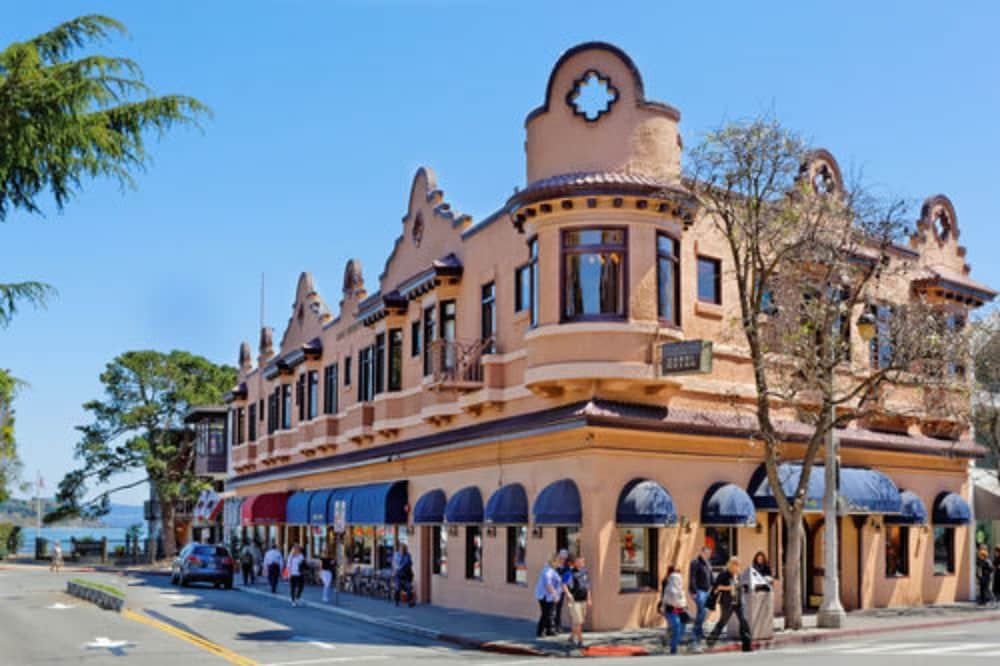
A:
[684,117,966,629]
[972,311,1000,471]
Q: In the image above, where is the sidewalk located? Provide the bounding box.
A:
[231,573,1000,657]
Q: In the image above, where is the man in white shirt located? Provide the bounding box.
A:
[263,542,283,594]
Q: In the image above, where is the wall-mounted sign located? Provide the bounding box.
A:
[657,340,713,376]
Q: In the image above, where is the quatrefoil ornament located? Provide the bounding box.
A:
[566,69,619,122]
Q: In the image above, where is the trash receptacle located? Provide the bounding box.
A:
[727,568,774,641]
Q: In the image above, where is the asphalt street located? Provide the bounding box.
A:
[5,564,1000,665]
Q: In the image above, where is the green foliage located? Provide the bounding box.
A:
[125,522,143,541]
[51,350,236,530]
[70,577,123,598]
[0,523,21,557]
[0,14,210,219]
[0,369,25,503]
[0,281,56,328]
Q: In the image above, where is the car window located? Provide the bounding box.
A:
[193,546,218,557]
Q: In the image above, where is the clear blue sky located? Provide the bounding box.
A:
[3,1,999,505]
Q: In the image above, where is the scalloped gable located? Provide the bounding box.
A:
[277,271,332,353]
[378,167,471,293]
[910,194,974,277]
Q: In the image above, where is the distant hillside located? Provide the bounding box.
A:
[0,498,143,528]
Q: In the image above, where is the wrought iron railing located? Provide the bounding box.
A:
[427,336,495,386]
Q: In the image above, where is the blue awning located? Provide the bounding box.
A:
[532,479,581,526]
[616,478,677,526]
[749,463,902,514]
[701,482,756,526]
[933,491,971,525]
[444,486,483,524]
[413,489,446,524]
[348,481,408,524]
[286,491,312,525]
[885,490,928,525]
[308,489,337,525]
[485,483,528,524]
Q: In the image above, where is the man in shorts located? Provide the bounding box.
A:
[561,554,592,648]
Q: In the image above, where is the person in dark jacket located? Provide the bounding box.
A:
[688,546,713,649]
[993,546,1000,608]
[706,557,752,652]
[751,551,772,579]
[976,544,994,605]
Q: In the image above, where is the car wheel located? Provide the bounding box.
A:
[224,578,233,590]
[179,574,189,588]
[170,572,178,585]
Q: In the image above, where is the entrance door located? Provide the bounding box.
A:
[420,526,432,604]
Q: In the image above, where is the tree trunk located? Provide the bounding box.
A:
[782,511,805,630]
[160,498,177,560]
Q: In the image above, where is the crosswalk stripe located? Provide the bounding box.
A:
[899,644,994,655]
[840,642,928,653]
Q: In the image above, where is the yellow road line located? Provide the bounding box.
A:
[122,608,257,665]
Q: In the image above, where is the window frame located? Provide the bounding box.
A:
[422,306,436,377]
[307,370,319,420]
[281,384,292,430]
[704,525,738,571]
[323,363,338,415]
[933,526,956,575]
[696,255,722,306]
[481,281,496,353]
[433,524,447,576]
[561,227,629,323]
[388,328,403,391]
[374,332,386,396]
[247,403,257,441]
[618,526,658,592]
[506,525,527,585]
[344,356,352,387]
[296,373,305,422]
[410,321,421,358]
[657,232,681,325]
[515,237,539,327]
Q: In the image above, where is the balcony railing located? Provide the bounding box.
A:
[427,337,494,388]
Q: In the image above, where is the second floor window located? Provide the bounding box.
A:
[388,328,403,391]
[658,233,680,324]
[266,391,277,434]
[358,345,374,402]
[411,320,420,357]
[307,370,319,419]
[344,356,352,387]
[563,228,626,321]
[423,305,436,376]
[323,363,338,414]
[515,238,538,327]
[481,282,496,353]
[870,304,894,370]
[374,333,386,396]
[697,256,721,305]
[235,407,245,445]
[281,384,292,429]
[248,403,257,441]
[296,374,306,422]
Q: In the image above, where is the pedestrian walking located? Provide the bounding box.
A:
[240,542,256,585]
[688,545,713,651]
[534,552,564,637]
[976,544,993,605]
[252,540,264,577]
[706,557,752,653]
[660,567,688,655]
[49,541,63,573]
[561,555,591,648]
[264,541,283,594]
[320,551,335,603]
[993,546,1000,608]
[288,544,306,607]
[395,543,415,607]
[554,549,571,632]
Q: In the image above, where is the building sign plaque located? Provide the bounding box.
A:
[658,340,713,376]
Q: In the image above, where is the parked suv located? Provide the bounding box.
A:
[171,543,234,589]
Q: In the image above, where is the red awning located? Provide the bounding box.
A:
[240,492,288,526]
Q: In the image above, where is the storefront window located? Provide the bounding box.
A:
[348,526,373,566]
[376,526,394,570]
[507,526,527,585]
[310,526,333,559]
[466,526,483,580]
[705,526,737,570]
[933,527,955,574]
[433,525,447,576]
[619,527,657,591]
[563,228,626,321]
[885,525,909,577]
[557,526,581,558]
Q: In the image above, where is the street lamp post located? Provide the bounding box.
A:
[817,311,876,629]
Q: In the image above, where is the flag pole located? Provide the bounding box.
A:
[36,471,42,556]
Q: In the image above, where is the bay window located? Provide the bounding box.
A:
[657,233,680,324]
[563,228,627,321]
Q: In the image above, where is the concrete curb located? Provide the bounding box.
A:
[704,610,1000,654]
[67,580,125,612]
[238,585,548,657]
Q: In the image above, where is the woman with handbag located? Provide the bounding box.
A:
[660,567,688,655]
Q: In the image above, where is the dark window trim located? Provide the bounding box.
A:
[560,226,629,323]
[344,356,352,387]
[465,525,483,581]
[657,231,681,325]
[410,320,421,358]
[323,363,339,415]
[422,306,436,377]
[388,328,403,391]
[307,370,319,420]
[481,281,496,353]
[696,255,722,306]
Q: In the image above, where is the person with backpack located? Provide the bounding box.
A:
[660,567,688,655]
[240,542,256,586]
[263,541,283,594]
[561,555,591,648]
[395,543,416,607]
[706,557,752,652]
